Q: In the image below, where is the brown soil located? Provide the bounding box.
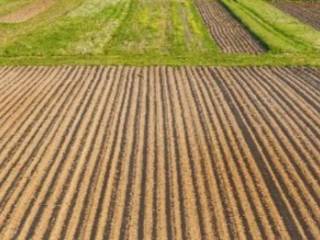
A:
[274,1,320,30]
[195,0,265,54]
[0,0,55,23]
[0,66,319,239]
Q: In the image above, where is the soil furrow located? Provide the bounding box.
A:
[273,1,320,30]
[0,66,319,239]
[0,67,86,214]
[2,67,102,238]
[195,0,265,53]
[0,67,74,169]
[0,67,49,120]
[38,68,112,239]
[80,67,132,240]
[208,68,306,238]
[227,68,320,229]
[22,67,106,239]
[218,67,319,238]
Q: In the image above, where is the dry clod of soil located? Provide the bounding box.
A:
[0,66,319,239]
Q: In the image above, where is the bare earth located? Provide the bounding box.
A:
[274,1,320,30]
[0,66,319,239]
[0,0,55,23]
[195,0,265,54]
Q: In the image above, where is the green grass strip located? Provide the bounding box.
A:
[221,0,320,53]
[0,0,130,56]
[1,52,320,66]
[0,0,35,16]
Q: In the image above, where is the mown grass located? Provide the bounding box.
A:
[106,0,217,56]
[0,0,131,55]
[0,0,85,43]
[1,52,319,67]
[0,0,320,66]
[0,0,217,56]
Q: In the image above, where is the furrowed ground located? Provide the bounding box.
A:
[0,0,319,65]
[0,0,320,239]
[195,0,265,53]
[0,66,319,239]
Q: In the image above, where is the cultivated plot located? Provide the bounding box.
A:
[195,0,265,53]
[0,66,319,239]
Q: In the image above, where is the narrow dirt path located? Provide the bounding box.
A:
[0,0,55,23]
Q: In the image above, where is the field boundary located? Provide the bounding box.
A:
[220,0,320,53]
[0,53,320,66]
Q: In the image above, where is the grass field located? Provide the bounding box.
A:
[0,0,217,64]
[0,0,319,65]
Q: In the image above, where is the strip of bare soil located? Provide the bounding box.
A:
[195,0,266,54]
[0,0,55,23]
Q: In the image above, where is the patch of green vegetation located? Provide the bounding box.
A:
[105,0,217,56]
[0,0,131,56]
[221,0,320,53]
[0,0,216,59]
[0,0,86,44]
[0,0,320,66]
[1,52,319,67]
[0,0,34,16]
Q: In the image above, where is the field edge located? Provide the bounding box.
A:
[0,53,320,67]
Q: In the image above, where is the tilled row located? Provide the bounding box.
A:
[273,1,320,31]
[0,66,319,239]
[195,0,265,54]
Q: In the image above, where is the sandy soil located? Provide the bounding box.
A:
[195,0,265,54]
[0,0,55,23]
[0,66,319,239]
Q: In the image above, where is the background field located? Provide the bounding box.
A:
[0,0,320,65]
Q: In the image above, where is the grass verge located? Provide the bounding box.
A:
[220,0,320,53]
[1,52,320,66]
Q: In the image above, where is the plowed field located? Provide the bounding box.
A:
[274,1,320,30]
[0,66,319,239]
[195,0,265,53]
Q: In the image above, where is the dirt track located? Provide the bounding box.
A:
[0,0,55,23]
[274,1,320,30]
[0,66,319,239]
[195,0,265,53]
